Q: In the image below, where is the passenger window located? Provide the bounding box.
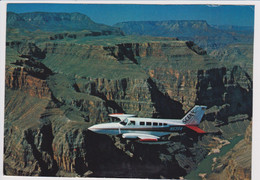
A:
[159,123,162,126]
[140,122,145,125]
[129,121,135,126]
[146,122,151,126]
[163,123,167,126]
[153,122,158,126]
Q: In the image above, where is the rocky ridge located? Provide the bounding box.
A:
[7,12,124,35]
[114,20,254,52]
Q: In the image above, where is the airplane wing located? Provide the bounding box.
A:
[122,133,159,141]
[186,125,206,133]
[109,113,136,121]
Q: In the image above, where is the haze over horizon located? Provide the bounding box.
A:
[7,4,254,27]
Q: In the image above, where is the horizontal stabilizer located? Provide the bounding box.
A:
[186,125,206,133]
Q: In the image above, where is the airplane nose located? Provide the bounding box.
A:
[88,123,119,135]
[88,125,99,132]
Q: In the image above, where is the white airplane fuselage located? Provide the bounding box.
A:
[89,118,187,137]
[88,105,207,141]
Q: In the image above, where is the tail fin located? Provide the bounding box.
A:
[182,105,207,125]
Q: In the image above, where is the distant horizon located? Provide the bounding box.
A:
[7,4,255,27]
[7,11,255,28]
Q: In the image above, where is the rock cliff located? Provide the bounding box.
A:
[5,56,52,99]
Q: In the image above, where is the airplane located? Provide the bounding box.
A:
[88,105,207,142]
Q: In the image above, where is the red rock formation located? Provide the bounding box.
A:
[5,67,51,99]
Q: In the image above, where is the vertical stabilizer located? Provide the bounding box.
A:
[182,105,207,125]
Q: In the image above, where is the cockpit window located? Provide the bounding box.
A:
[120,119,128,126]
[128,121,135,126]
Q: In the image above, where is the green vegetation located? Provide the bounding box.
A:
[42,52,147,79]
[5,47,21,66]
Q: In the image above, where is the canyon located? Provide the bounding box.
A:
[4,12,253,179]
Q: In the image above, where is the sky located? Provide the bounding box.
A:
[7,4,255,26]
